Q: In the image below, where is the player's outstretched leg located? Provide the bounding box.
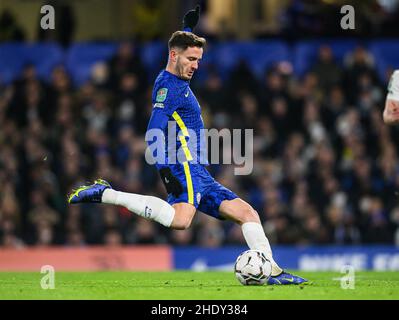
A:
[68,179,111,203]
[68,179,176,227]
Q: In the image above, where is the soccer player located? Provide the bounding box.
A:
[383,70,399,125]
[68,6,308,285]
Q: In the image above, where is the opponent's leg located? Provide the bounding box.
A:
[68,179,196,229]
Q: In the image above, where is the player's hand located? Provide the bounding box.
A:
[159,167,183,197]
[183,5,200,32]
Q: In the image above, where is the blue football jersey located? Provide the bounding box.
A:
[146,70,208,169]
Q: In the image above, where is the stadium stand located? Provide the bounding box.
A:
[1,39,399,248]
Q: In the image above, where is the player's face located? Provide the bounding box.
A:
[175,46,203,80]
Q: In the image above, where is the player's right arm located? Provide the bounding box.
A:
[383,70,399,126]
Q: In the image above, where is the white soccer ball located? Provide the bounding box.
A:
[234,250,272,285]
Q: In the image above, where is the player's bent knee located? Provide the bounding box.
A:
[170,206,195,230]
[241,206,260,224]
[220,199,261,225]
[173,217,192,230]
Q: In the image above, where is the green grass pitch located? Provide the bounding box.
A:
[0,271,398,300]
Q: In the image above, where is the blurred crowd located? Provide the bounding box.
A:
[1,40,399,249]
[279,0,399,38]
[2,0,399,44]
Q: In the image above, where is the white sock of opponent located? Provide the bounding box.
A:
[101,189,175,227]
[241,222,283,276]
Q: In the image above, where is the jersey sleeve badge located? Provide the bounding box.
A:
[156,88,168,102]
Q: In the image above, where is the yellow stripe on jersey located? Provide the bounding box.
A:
[183,161,194,205]
[172,111,189,136]
[178,136,194,161]
[172,111,193,161]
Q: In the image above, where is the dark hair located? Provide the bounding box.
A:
[168,31,206,51]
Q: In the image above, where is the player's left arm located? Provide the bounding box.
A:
[383,70,399,126]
